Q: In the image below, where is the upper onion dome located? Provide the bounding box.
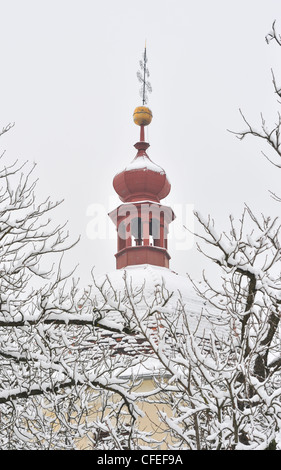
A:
[113,107,171,203]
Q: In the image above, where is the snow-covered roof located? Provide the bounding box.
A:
[83,264,229,378]
[95,265,226,333]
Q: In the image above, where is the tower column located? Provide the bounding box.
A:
[142,209,150,246]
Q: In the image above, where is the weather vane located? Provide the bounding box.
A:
[137,42,152,105]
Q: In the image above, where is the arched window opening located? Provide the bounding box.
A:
[131,217,143,246]
[150,217,160,246]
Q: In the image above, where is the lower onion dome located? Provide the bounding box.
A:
[113,152,171,203]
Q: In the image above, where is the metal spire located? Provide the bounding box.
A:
[137,42,152,105]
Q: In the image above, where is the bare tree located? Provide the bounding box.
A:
[0,125,147,450]
[89,216,281,450]
[228,20,281,200]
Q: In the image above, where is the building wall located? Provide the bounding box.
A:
[75,377,174,450]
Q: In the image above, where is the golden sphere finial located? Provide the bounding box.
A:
[133,106,153,126]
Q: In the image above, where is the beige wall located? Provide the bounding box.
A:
[75,378,174,450]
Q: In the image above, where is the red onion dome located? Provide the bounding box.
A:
[113,141,171,203]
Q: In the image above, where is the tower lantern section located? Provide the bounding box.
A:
[109,106,175,269]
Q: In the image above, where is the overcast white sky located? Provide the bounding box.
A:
[1,0,281,286]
